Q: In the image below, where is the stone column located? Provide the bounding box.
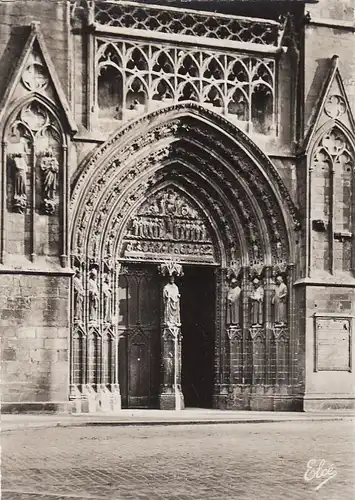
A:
[159,326,184,410]
[158,261,185,410]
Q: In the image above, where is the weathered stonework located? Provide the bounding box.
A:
[0,0,354,413]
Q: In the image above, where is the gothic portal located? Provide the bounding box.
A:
[0,0,354,413]
[68,103,301,410]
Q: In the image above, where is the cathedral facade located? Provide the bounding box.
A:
[0,0,354,413]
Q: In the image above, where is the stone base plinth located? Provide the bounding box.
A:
[159,389,185,410]
[1,401,73,414]
[303,395,355,411]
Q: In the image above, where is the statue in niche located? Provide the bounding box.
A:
[272,275,288,325]
[249,277,264,326]
[73,269,85,322]
[88,270,99,322]
[227,278,241,326]
[40,150,59,214]
[10,146,28,212]
[102,274,112,323]
[163,275,181,328]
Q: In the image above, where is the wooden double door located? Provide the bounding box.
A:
[117,263,215,409]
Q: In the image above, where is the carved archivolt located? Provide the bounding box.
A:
[71,104,299,270]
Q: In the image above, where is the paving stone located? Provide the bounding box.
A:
[1,420,354,500]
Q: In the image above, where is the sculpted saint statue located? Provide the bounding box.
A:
[40,151,59,201]
[88,270,99,322]
[227,278,241,326]
[73,269,84,322]
[163,275,181,328]
[249,278,264,326]
[272,275,288,325]
[102,275,112,322]
[13,153,27,198]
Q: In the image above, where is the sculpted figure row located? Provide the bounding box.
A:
[73,269,113,323]
[130,216,209,242]
[227,275,288,327]
[10,146,59,214]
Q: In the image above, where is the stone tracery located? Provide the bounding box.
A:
[95,38,276,133]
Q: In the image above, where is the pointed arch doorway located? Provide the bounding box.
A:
[115,184,220,409]
[70,103,299,412]
[116,262,216,409]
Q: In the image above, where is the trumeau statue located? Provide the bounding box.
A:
[272,275,288,325]
[249,277,264,326]
[163,275,181,328]
[227,278,241,326]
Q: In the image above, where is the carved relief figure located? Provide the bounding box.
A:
[272,275,288,325]
[102,275,112,322]
[73,269,85,322]
[40,150,59,214]
[163,275,181,327]
[88,270,99,322]
[227,278,241,326]
[249,277,264,325]
[11,150,28,212]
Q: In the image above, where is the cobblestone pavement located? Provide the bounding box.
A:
[1,420,354,500]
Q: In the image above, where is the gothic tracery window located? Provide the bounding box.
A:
[95,39,276,133]
[311,127,354,273]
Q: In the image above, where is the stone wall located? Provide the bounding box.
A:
[303,285,355,410]
[0,273,71,412]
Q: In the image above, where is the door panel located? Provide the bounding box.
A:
[129,338,150,407]
[118,265,161,408]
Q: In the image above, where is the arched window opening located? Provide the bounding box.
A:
[203,57,224,80]
[152,78,174,103]
[126,77,148,114]
[227,88,249,121]
[251,84,273,134]
[311,127,354,274]
[227,60,248,84]
[5,100,63,259]
[203,85,224,110]
[98,66,123,120]
[177,82,199,103]
[126,47,148,72]
[177,54,199,78]
[152,51,174,74]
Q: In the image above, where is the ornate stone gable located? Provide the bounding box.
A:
[302,55,355,153]
[0,22,77,134]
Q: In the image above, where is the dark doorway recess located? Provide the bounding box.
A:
[179,265,216,408]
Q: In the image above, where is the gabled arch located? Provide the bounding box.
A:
[70,102,300,268]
